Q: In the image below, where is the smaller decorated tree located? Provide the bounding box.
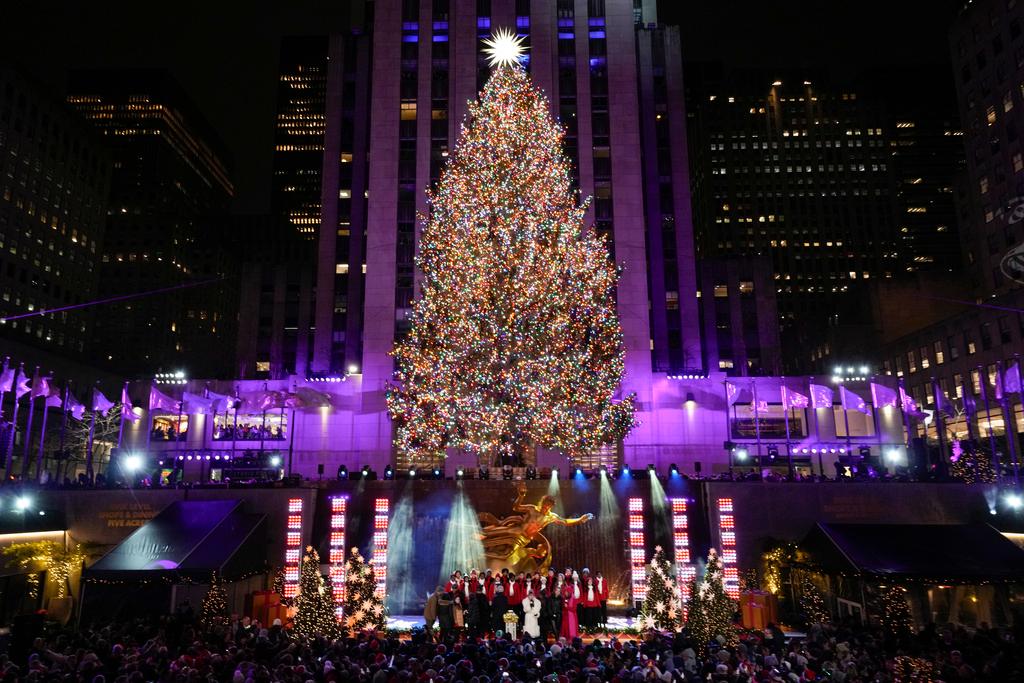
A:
[949,440,997,484]
[343,547,385,634]
[685,549,737,653]
[199,571,230,633]
[272,566,293,607]
[878,585,913,640]
[638,546,681,630]
[293,547,341,639]
[798,575,829,625]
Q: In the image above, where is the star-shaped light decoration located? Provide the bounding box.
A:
[482,28,527,68]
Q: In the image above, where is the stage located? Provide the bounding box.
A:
[386,614,638,634]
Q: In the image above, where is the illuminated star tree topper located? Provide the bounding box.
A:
[482,28,527,68]
[387,33,636,466]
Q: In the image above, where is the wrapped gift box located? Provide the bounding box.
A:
[246,591,282,624]
[739,590,778,630]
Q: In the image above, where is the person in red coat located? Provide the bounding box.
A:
[560,578,579,639]
[507,572,525,623]
[595,570,609,628]
[446,572,462,596]
[580,576,600,630]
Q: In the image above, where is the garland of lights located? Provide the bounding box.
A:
[386,58,635,465]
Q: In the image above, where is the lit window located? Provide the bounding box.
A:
[719,359,734,369]
[336,263,349,274]
[256,361,271,372]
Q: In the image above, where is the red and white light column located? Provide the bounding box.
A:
[716,497,740,599]
[628,497,647,605]
[371,498,389,598]
[284,497,304,599]
[670,497,695,616]
[329,495,348,618]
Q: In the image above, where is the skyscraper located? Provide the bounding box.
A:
[687,67,900,372]
[0,65,110,358]
[272,37,329,239]
[949,0,1024,296]
[314,0,703,459]
[67,69,236,378]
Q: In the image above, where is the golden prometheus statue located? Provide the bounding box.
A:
[478,482,594,574]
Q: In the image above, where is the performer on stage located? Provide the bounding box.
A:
[491,583,508,634]
[581,576,600,630]
[522,590,542,638]
[595,570,608,629]
[560,575,579,639]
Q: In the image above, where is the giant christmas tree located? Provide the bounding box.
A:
[387,30,635,465]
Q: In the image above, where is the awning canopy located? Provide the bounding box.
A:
[86,499,265,582]
[800,522,1024,584]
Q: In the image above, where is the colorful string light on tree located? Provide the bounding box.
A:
[386,42,635,466]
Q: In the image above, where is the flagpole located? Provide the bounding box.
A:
[782,385,794,480]
[86,386,97,482]
[870,380,884,457]
[752,380,762,471]
[811,400,823,478]
[116,381,128,450]
[20,367,40,478]
[259,382,268,457]
[232,386,239,460]
[36,381,51,483]
[842,396,852,458]
[979,364,1001,485]
[961,376,979,482]
[722,381,733,477]
[5,363,25,479]
[175,390,184,453]
[931,376,948,480]
[145,381,154,457]
[58,382,70,485]
[997,360,1021,486]
[0,356,9,421]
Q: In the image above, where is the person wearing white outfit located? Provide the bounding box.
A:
[522,590,542,638]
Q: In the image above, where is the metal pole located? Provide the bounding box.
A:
[58,383,70,485]
[5,364,25,479]
[232,389,239,458]
[752,380,762,468]
[287,408,296,477]
[85,409,96,482]
[980,365,1001,485]
[0,356,9,421]
[783,389,794,480]
[723,381,733,478]
[145,382,154,456]
[932,377,948,480]
[20,367,39,477]
[36,393,50,483]
[998,360,1021,486]
[962,376,979,481]
[117,382,128,451]
[812,404,824,478]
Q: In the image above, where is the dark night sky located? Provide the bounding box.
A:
[2,1,957,214]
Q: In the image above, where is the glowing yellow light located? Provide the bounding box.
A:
[482,28,527,68]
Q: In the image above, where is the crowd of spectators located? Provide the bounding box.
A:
[213,425,286,442]
[4,605,1022,682]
